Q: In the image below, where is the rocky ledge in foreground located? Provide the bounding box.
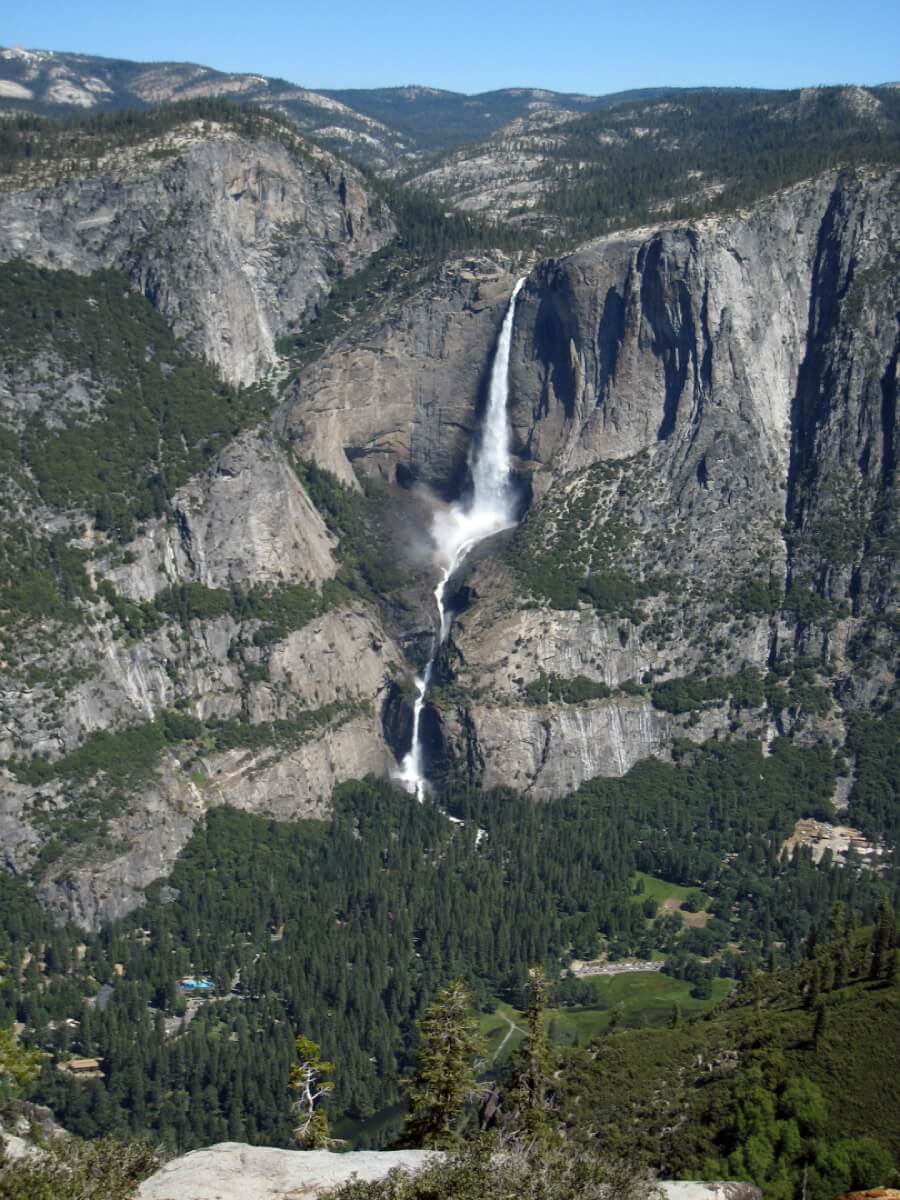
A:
[137,1141,762,1200]
[138,1145,437,1198]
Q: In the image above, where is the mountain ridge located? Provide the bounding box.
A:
[6,43,895,175]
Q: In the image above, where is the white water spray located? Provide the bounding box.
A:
[398,277,526,800]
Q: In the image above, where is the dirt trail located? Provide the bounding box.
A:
[493,1011,526,1062]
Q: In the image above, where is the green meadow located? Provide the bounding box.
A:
[629,871,711,909]
[481,971,732,1061]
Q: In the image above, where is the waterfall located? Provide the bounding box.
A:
[398,277,526,801]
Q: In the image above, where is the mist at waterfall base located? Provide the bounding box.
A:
[397,277,526,801]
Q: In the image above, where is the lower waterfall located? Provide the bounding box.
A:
[398,276,526,800]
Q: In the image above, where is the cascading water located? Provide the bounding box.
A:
[398,277,526,801]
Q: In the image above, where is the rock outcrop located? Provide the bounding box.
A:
[281,256,520,491]
[3,593,400,927]
[31,705,394,929]
[138,1144,437,1200]
[106,430,339,603]
[0,118,393,385]
[136,1142,761,1200]
[0,425,401,925]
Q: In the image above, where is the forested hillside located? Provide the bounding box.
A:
[0,261,272,547]
[2,744,897,1152]
[310,926,900,1200]
[558,917,900,1198]
[407,85,900,241]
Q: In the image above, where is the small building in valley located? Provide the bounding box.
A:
[59,1057,104,1079]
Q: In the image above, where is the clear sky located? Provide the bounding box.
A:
[4,0,898,95]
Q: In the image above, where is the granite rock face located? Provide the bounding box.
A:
[0,120,393,385]
[506,169,897,588]
[0,425,402,926]
[29,707,394,930]
[281,256,520,491]
[0,427,377,767]
[105,430,339,603]
[508,178,829,531]
[426,168,900,797]
[2,152,898,920]
[0,118,405,924]
[2,596,400,928]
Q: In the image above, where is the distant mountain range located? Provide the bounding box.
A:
[4,43,898,244]
[0,44,683,165]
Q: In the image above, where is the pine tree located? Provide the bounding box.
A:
[803,964,821,1011]
[504,966,556,1144]
[805,926,819,960]
[869,899,896,981]
[290,1035,334,1149]
[834,943,850,989]
[821,955,836,993]
[826,901,846,944]
[399,978,484,1149]
[812,1000,828,1049]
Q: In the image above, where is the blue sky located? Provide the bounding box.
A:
[5,0,898,95]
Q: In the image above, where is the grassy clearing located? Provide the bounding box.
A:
[630,871,709,908]
[482,973,732,1062]
[479,1001,527,1060]
[548,974,732,1047]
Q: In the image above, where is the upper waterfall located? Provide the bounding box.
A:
[398,276,527,800]
[469,274,525,517]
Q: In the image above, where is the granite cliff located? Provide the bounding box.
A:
[0,112,392,385]
[432,168,899,797]
[0,114,896,922]
[0,115,400,926]
[280,256,520,491]
[278,167,897,802]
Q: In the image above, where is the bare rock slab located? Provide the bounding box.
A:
[138,1143,761,1200]
[139,1144,437,1199]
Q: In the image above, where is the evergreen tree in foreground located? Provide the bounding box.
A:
[398,979,484,1149]
[291,1035,335,1149]
[503,966,556,1144]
